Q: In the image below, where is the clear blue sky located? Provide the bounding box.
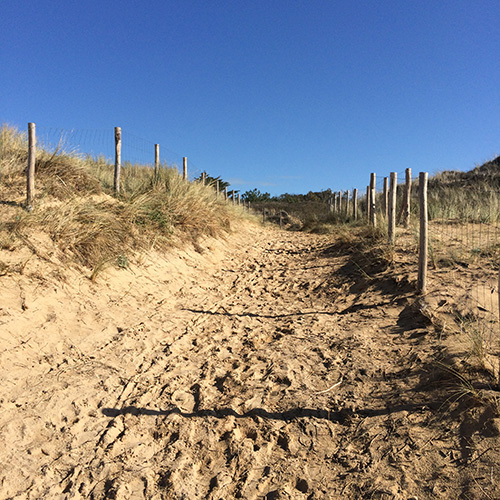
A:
[2,1,500,196]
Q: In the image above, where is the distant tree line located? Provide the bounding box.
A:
[197,172,334,203]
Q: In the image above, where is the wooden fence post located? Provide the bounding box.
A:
[404,168,412,228]
[334,193,339,213]
[202,171,206,185]
[183,157,187,180]
[216,180,220,197]
[224,187,228,201]
[353,188,358,220]
[232,190,235,206]
[345,190,350,219]
[154,144,159,178]
[388,172,397,244]
[114,127,121,195]
[370,173,376,226]
[26,122,36,210]
[383,177,388,219]
[366,186,370,220]
[338,191,343,215]
[238,193,241,205]
[418,172,428,294]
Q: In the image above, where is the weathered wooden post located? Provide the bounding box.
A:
[388,172,397,244]
[154,144,160,179]
[26,122,36,210]
[404,168,412,228]
[183,157,188,180]
[216,180,220,197]
[202,171,206,185]
[114,127,121,195]
[370,173,376,226]
[366,186,370,220]
[353,188,358,220]
[345,190,350,219]
[224,187,228,201]
[334,192,339,213]
[232,190,235,206]
[238,193,241,205]
[418,172,428,294]
[338,191,343,215]
[383,177,389,219]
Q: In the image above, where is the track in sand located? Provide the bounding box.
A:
[1,224,499,499]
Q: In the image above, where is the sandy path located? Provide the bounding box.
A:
[0,224,498,499]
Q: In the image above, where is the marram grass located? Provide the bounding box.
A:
[0,124,250,275]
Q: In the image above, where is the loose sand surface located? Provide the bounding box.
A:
[1,223,499,499]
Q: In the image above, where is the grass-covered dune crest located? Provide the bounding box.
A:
[0,124,252,277]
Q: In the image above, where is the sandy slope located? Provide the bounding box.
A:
[1,223,499,499]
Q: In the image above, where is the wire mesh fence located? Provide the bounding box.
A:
[36,125,203,182]
[330,168,500,380]
[37,127,114,162]
[425,181,500,373]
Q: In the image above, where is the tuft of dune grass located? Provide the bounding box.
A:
[0,125,29,196]
[27,199,133,268]
[35,149,102,199]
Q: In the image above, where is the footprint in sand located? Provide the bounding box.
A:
[171,389,196,413]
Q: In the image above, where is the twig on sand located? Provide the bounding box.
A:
[315,377,343,395]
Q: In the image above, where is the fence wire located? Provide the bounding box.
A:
[426,181,500,369]
[359,169,499,376]
[37,127,114,162]
[36,126,202,181]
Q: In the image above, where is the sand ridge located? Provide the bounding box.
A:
[0,223,499,499]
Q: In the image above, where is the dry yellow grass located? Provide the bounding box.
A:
[0,124,252,276]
